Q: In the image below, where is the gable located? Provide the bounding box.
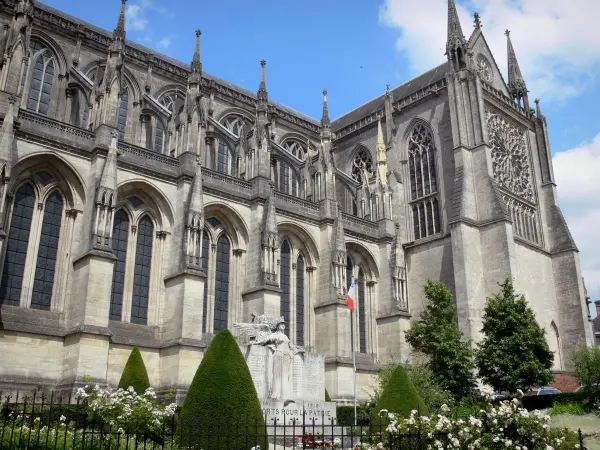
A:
[468,31,510,97]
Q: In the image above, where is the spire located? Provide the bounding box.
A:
[114,0,127,41]
[376,120,387,164]
[321,88,330,127]
[534,98,544,119]
[384,84,394,144]
[188,157,204,219]
[191,29,202,74]
[505,30,529,110]
[445,0,467,70]
[257,59,268,104]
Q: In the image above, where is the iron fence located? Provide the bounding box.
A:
[0,391,589,449]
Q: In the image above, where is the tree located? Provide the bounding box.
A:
[118,347,150,394]
[325,388,332,402]
[179,329,268,450]
[571,345,600,405]
[405,280,476,401]
[476,278,554,394]
[371,364,427,428]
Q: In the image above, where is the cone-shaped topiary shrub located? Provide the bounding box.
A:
[179,329,268,450]
[371,364,428,431]
[325,388,332,402]
[118,347,150,394]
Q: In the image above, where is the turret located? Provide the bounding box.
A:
[184,157,205,269]
[331,206,347,297]
[261,184,279,286]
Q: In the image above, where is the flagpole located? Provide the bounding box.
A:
[352,307,357,426]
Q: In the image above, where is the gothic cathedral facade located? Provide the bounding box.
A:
[0,0,593,401]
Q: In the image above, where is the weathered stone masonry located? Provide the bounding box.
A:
[0,0,593,402]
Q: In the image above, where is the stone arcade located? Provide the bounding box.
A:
[0,0,593,402]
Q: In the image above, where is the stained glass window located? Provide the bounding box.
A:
[154,119,165,153]
[131,216,153,324]
[26,41,55,115]
[280,241,291,326]
[213,234,230,332]
[358,270,366,353]
[110,210,129,321]
[279,162,290,194]
[296,255,305,346]
[408,124,440,239]
[0,184,35,306]
[217,141,229,174]
[117,88,129,140]
[201,230,209,333]
[31,191,63,310]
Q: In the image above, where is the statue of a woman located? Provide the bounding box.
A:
[235,315,304,400]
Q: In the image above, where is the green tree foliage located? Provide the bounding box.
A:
[118,347,150,394]
[571,345,600,405]
[179,329,268,450]
[476,278,554,394]
[405,280,476,401]
[371,364,427,427]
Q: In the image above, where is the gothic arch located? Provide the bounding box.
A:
[203,202,249,251]
[401,117,441,160]
[348,144,374,184]
[215,107,255,125]
[276,222,319,266]
[550,320,563,370]
[278,132,309,146]
[155,85,186,103]
[345,241,379,281]
[116,180,175,230]
[28,32,68,75]
[9,153,87,210]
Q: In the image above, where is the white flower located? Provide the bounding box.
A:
[59,415,66,422]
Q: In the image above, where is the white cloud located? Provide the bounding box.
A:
[380,0,600,103]
[553,133,600,314]
[157,37,172,50]
[125,4,148,31]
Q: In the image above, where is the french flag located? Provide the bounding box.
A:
[346,278,356,312]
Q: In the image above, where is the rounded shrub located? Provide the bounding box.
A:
[179,329,268,450]
[371,364,428,429]
[118,347,150,394]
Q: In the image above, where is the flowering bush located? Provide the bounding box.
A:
[354,396,580,450]
[76,384,177,436]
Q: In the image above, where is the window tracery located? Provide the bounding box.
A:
[408,123,440,240]
[477,55,492,82]
[282,140,307,161]
[159,91,183,113]
[485,111,534,203]
[351,148,373,183]
[117,87,129,140]
[222,115,246,138]
[25,40,55,115]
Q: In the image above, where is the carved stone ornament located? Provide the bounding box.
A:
[485,111,534,202]
[477,56,492,82]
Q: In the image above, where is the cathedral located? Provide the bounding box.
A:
[0,0,593,402]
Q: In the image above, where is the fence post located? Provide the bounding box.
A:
[579,428,585,450]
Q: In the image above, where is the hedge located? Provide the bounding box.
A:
[118,347,150,394]
[178,329,268,450]
[520,391,589,411]
[336,406,371,426]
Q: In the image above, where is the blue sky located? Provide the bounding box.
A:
[43,0,600,313]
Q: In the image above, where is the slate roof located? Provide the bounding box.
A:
[331,62,450,132]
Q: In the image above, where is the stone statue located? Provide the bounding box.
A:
[235,314,304,400]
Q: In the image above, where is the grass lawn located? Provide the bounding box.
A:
[551,414,600,450]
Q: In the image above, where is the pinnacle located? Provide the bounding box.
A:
[321,88,330,127]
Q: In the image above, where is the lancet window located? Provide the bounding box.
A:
[282,140,307,161]
[22,40,55,115]
[346,256,368,354]
[0,181,67,310]
[109,198,158,325]
[272,160,299,197]
[408,123,440,240]
[117,87,129,140]
[278,239,307,345]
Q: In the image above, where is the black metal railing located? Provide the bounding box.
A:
[0,391,589,449]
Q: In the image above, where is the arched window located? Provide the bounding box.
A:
[131,215,154,325]
[357,269,366,354]
[408,123,440,240]
[31,191,64,310]
[117,87,129,140]
[222,115,246,138]
[283,140,307,161]
[273,160,299,197]
[153,118,165,153]
[0,183,35,306]
[296,255,305,346]
[351,148,373,183]
[201,230,210,333]
[217,140,230,174]
[110,209,130,321]
[214,234,230,332]
[26,40,55,115]
[159,91,183,113]
[280,240,291,326]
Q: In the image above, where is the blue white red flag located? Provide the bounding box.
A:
[346,278,356,311]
